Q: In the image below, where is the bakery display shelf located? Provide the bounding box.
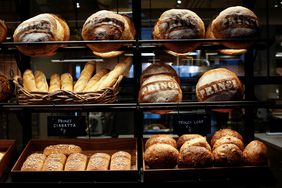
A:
[0,140,16,178]
[11,138,139,182]
[0,103,138,112]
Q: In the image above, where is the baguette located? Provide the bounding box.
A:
[96,57,132,91]
[23,69,39,92]
[21,153,46,171]
[49,73,61,93]
[74,61,96,92]
[64,153,87,171]
[34,70,48,92]
[110,151,131,170]
[61,73,73,92]
[86,153,111,170]
[42,153,67,171]
[83,69,110,92]
[88,72,110,92]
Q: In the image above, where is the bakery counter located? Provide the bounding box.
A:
[255,133,282,151]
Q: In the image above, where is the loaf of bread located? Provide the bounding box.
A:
[178,146,213,168]
[92,50,125,59]
[110,151,131,170]
[179,137,211,153]
[140,63,180,84]
[196,68,243,112]
[49,73,61,93]
[0,19,7,42]
[213,135,244,151]
[74,61,96,93]
[208,6,259,50]
[87,153,111,170]
[21,153,46,171]
[0,75,12,102]
[212,143,243,166]
[95,57,132,91]
[43,144,82,156]
[83,69,110,92]
[13,13,70,56]
[144,143,179,169]
[23,69,39,92]
[64,153,87,171]
[177,134,204,149]
[243,140,268,166]
[42,153,67,171]
[211,128,243,147]
[34,70,48,92]
[61,73,73,92]
[82,10,135,58]
[145,135,177,150]
[152,9,205,53]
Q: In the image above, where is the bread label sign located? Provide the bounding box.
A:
[197,78,239,100]
[48,116,86,136]
[174,113,210,135]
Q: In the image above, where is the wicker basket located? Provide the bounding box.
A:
[13,76,123,105]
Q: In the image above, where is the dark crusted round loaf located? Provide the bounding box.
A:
[210,128,243,147]
[212,143,243,166]
[144,143,179,169]
[176,134,204,149]
[243,140,268,166]
[145,135,177,150]
[178,145,213,168]
[213,135,245,151]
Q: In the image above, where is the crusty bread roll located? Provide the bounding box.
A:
[145,135,177,150]
[21,153,46,171]
[34,70,48,92]
[49,73,61,93]
[144,143,179,169]
[61,73,73,92]
[74,61,96,93]
[87,153,111,171]
[152,9,205,53]
[212,143,243,166]
[0,20,7,42]
[213,135,244,151]
[82,10,135,58]
[42,153,67,171]
[95,57,132,91]
[13,13,70,56]
[180,137,211,153]
[210,6,259,49]
[178,146,213,168]
[140,63,180,84]
[43,144,82,156]
[210,128,243,147]
[196,68,243,112]
[23,69,39,92]
[243,140,268,166]
[83,69,110,92]
[64,153,87,171]
[177,134,204,149]
[110,151,131,170]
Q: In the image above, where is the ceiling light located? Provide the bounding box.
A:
[274,4,279,8]
[76,2,80,8]
[177,0,182,4]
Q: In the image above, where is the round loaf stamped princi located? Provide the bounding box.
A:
[138,74,182,103]
[196,68,243,102]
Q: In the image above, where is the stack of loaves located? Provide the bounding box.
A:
[138,63,182,114]
[13,13,70,57]
[21,144,132,171]
[21,57,132,93]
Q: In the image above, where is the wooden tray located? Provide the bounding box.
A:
[11,138,138,182]
[0,140,16,178]
[142,139,274,184]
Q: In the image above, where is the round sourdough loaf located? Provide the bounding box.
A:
[210,128,243,147]
[196,68,243,112]
[145,135,177,150]
[213,135,245,151]
[176,134,204,149]
[152,9,205,53]
[212,143,243,166]
[212,6,259,49]
[243,140,268,166]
